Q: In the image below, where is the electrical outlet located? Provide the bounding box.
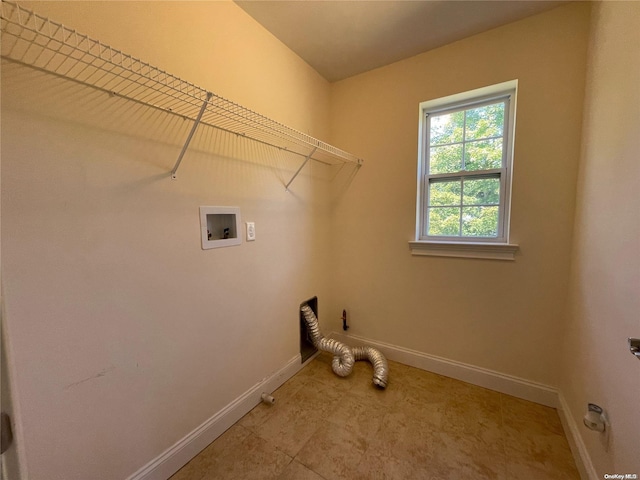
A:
[246,222,256,241]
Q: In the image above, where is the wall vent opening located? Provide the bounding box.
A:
[300,296,318,363]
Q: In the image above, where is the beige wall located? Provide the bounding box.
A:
[16,1,330,139]
[5,1,637,479]
[1,2,334,479]
[328,3,591,385]
[560,1,640,476]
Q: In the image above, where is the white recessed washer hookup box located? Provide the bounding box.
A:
[200,206,241,249]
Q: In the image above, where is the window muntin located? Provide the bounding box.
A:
[419,85,516,244]
[427,175,501,237]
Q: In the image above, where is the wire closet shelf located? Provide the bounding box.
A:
[0,1,363,186]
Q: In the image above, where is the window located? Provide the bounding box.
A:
[412,81,519,260]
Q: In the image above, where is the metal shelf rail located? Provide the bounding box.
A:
[0,1,363,188]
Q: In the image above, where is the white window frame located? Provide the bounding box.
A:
[411,80,519,260]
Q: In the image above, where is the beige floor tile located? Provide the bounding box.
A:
[296,420,370,480]
[441,387,504,455]
[503,427,580,478]
[396,363,453,390]
[352,433,433,480]
[501,394,565,436]
[353,406,439,478]
[169,425,251,480]
[505,457,581,480]
[353,456,431,480]
[277,460,326,480]
[169,456,208,480]
[249,378,346,457]
[501,393,579,477]
[172,353,580,480]
[238,372,308,431]
[425,430,507,480]
[198,426,292,480]
[326,389,387,438]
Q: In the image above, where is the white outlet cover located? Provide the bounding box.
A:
[246,222,256,241]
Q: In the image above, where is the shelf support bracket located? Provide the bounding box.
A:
[285,146,317,191]
[171,92,213,179]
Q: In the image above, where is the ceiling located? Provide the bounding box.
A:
[235,1,569,82]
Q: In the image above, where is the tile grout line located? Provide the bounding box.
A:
[171,355,580,480]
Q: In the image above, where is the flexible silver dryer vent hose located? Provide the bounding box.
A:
[352,345,389,389]
[301,304,389,388]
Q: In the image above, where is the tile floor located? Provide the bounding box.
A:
[170,352,580,480]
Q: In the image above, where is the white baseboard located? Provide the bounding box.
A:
[126,354,304,480]
[330,332,600,480]
[124,335,596,480]
[330,332,559,408]
[557,393,598,480]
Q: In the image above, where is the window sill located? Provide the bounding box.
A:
[409,241,519,261]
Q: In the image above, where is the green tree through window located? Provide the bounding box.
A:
[420,88,515,242]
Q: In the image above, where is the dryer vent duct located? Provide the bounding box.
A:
[300,304,388,388]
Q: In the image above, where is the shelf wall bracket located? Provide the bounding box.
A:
[0,2,364,180]
[171,92,213,179]
[285,146,317,192]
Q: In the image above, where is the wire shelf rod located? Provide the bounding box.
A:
[3,56,334,169]
[1,1,364,177]
[285,147,318,192]
[172,92,213,179]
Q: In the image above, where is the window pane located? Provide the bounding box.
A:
[463,177,500,205]
[429,179,461,206]
[465,102,505,141]
[428,207,461,236]
[462,206,499,237]
[429,111,464,145]
[429,144,463,174]
[464,138,503,171]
